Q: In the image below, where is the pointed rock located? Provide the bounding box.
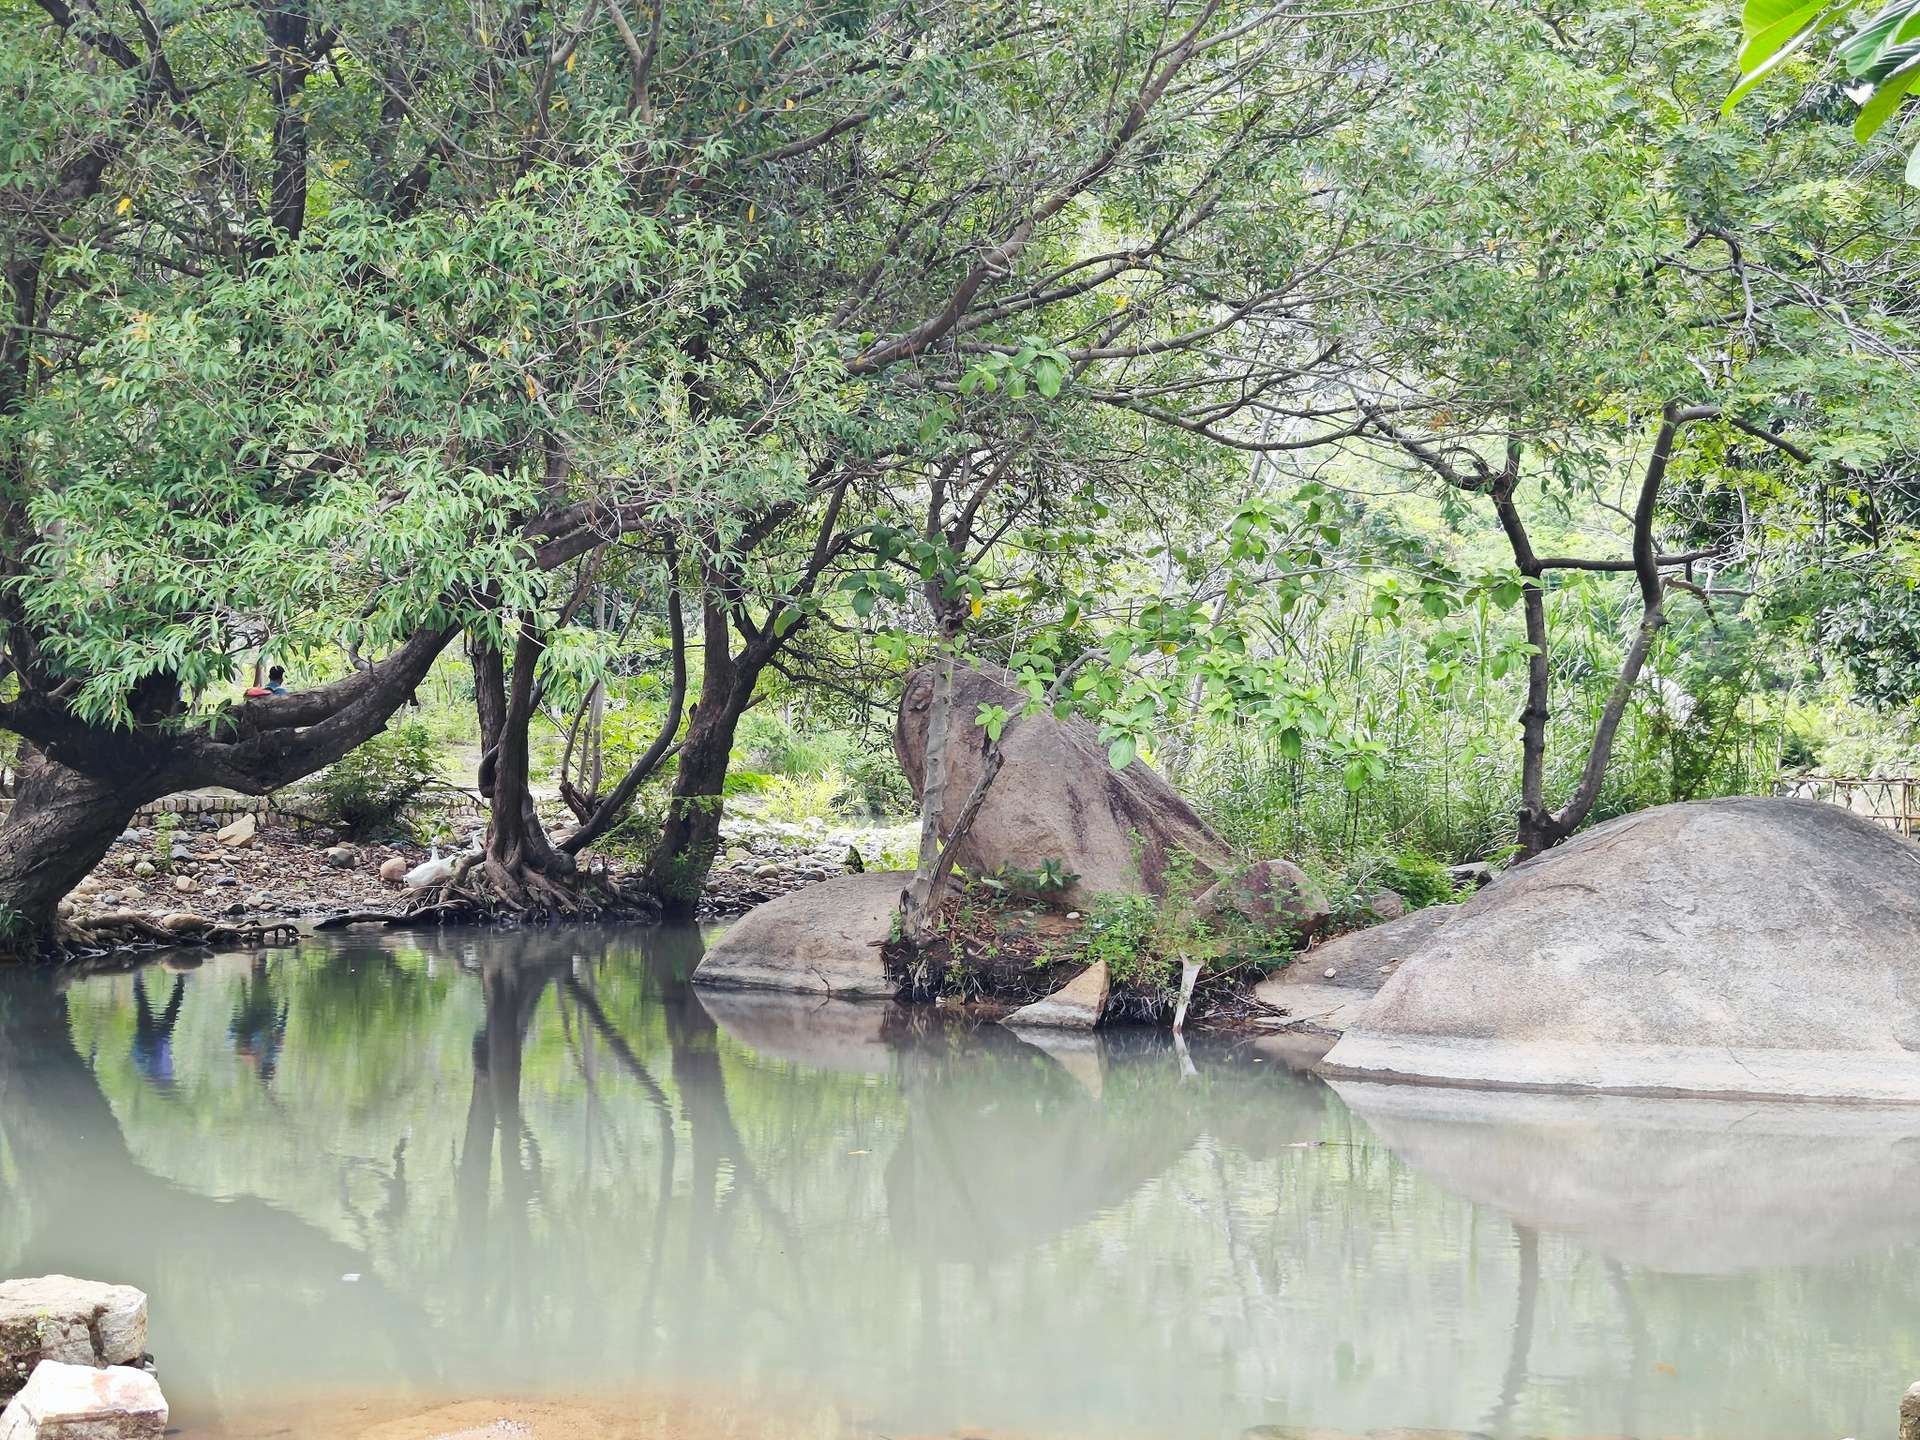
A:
[1004,960,1109,1030]
[895,664,1227,905]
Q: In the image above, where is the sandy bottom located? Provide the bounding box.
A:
[180,1396,1625,1440]
[185,1391,1047,1440]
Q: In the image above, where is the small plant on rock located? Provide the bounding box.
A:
[151,813,180,873]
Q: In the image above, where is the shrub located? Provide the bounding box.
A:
[840,748,914,817]
[977,859,1078,902]
[151,812,180,873]
[1377,850,1454,909]
[315,721,441,838]
[735,710,841,777]
[760,771,844,824]
[1081,891,1164,989]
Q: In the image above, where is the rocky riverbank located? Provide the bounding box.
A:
[54,807,916,948]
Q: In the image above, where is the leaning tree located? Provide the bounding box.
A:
[0,0,1445,940]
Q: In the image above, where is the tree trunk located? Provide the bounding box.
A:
[471,630,579,913]
[1514,575,1554,860]
[643,599,764,918]
[0,753,159,957]
[899,652,959,942]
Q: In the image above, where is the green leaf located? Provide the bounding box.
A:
[1856,58,1920,138]
[1106,735,1137,769]
[1724,6,1835,110]
[1739,0,1839,75]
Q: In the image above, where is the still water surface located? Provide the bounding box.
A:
[1,926,1916,1438]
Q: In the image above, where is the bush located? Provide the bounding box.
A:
[1377,850,1454,909]
[760,771,844,824]
[839,747,914,817]
[315,721,442,838]
[1081,891,1165,990]
[735,710,841,777]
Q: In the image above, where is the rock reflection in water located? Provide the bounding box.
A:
[0,930,1918,1440]
[1332,1080,1920,1273]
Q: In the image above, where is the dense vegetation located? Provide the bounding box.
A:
[1,0,1917,952]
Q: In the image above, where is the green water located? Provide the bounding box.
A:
[0,925,1915,1438]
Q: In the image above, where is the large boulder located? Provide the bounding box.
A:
[691,871,905,998]
[1321,798,1920,1100]
[0,1279,146,1400]
[894,664,1228,905]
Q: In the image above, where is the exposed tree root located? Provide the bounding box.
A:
[51,911,300,962]
[380,854,661,930]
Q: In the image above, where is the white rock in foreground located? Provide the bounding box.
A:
[0,1363,166,1440]
[0,1279,146,1399]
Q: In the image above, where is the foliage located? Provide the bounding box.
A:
[757,773,845,827]
[313,722,441,839]
[1375,852,1456,911]
[1081,893,1166,991]
[1725,0,1920,182]
[837,750,915,820]
[975,860,1079,903]
[150,813,180,875]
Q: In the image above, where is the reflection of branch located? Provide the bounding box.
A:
[559,975,677,1356]
[1483,1223,1539,1435]
[562,976,673,1120]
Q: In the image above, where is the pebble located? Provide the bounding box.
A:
[133,861,156,877]
[172,876,196,893]
[1323,967,1337,979]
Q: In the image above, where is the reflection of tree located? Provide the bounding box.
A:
[0,970,434,1418]
[451,940,574,1379]
[1482,1223,1539,1438]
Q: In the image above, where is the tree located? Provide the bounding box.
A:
[392,0,1430,918]
[1,0,1408,939]
[1290,2,1919,858]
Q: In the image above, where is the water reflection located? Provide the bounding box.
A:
[0,930,1915,1439]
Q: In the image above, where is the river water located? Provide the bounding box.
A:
[0,926,1914,1439]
